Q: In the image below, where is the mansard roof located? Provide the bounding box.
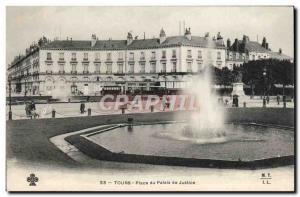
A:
[268,51,293,61]
[229,40,269,53]
[41,36,226,51]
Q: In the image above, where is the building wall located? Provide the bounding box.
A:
[248,52,270,61]
[9,44,227,96]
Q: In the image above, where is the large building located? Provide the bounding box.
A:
[7,28,227,97]
[7,29,293,97]
[226,35,293,69]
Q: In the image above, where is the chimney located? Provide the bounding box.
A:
[216,32,224,46]
[127,32,133,45]
[234,39,239,52]
[266,42,269,50]
[242,35,249,44]
[279,48,282,54]
[91,34,97,47]
[184,27,191,41]
[159,28,166,44]
[227,39,231,48]
[262,37,267,48]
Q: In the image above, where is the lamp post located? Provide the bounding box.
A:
[262,66,267,108]
[8,75,12,120]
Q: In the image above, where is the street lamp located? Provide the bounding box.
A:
[262,66,267,107]
[8,75,12,120]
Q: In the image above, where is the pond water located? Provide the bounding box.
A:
[88,123,294,161]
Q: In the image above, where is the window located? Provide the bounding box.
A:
[107,52,111,61]
[118,63,123,73]
[162,50,166,59]
[187,50,192,58]
[46,53,52,60]
[59,64,64,72]
[129,52,134,60]
[172,62,177,72]
[95,63,100,73]
[140,62,145,73]
[59,53,64,61]
[83,53,88,61]
[46,63,52,72]
[187,62,192,72]
[161,62,166,73]
[83,63,89,73]
[118,52,123,60]
[198,51,202,59]
[172,50,176,58]
[72,53,76,60]
[150,62,156,73]
[129,63,134,73]
[217,51,221,60]
[151,51,156,59]
[106,63,112,73]
[95,52,100,61]
[71,63,77,73]
[140,52,145,60]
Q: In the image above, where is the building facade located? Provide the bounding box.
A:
[7,28,227,97]
[226,35,293,69]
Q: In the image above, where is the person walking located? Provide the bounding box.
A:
[162,96,167,111]
[30,101,39,119]
[80,102,85,114]
[25,102,30,117]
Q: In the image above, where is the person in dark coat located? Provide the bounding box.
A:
[80,102,85,114]
[277,95,280,105]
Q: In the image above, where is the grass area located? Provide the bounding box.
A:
[6,108,294,168]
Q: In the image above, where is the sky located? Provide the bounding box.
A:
[6,6,294,64]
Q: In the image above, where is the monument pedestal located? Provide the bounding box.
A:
[231,82,245,96]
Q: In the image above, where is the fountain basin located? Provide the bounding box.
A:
[65,122,294,169]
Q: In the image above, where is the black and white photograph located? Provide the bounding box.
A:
[5,5,295,192]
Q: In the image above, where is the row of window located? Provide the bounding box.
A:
[46,61,206,74]
[46,50,222,61]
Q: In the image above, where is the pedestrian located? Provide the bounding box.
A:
[225,99,228,106]
[266,96,270,104]
[31,101,36,111]
[166,95,170,109]
[25,102,30,117]
[30,101,39,119]
[80,102,85,114]
[277,95,280,105]
[162,96,167,111]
